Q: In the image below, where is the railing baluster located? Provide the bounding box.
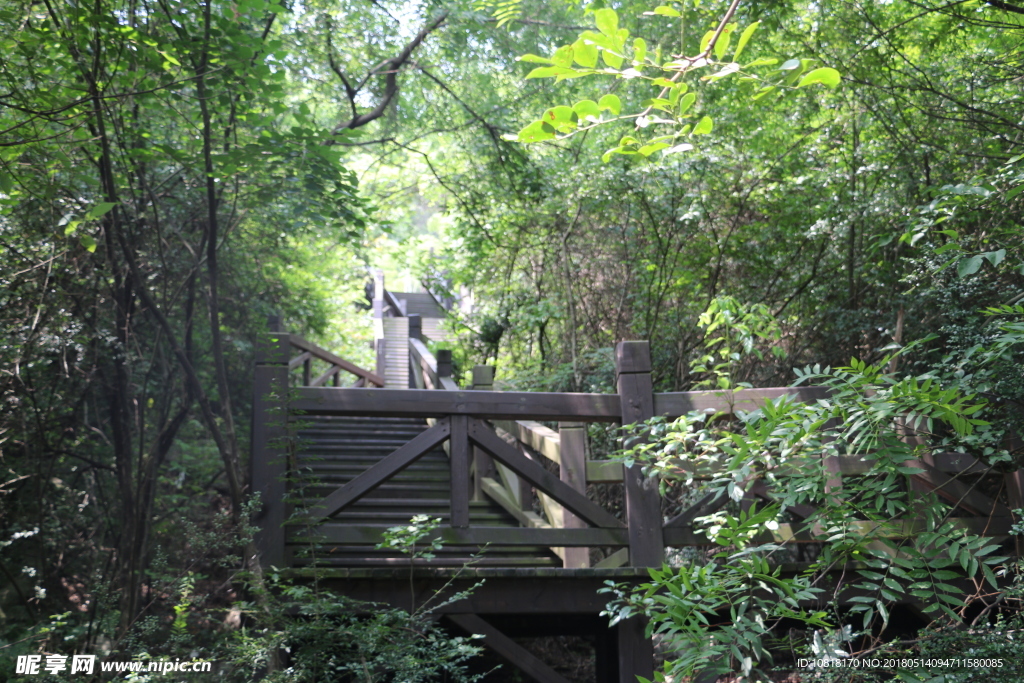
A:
[471,365,495,502]
[450,414,470,528]
[559,422,589,568]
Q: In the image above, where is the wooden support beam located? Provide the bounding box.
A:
[291,387,623,421]
[617,616,654,683]
[252,326,290,568]
[450,415,470,528]
[468,418,624,529]
[560,422,590,568]
[665,489,728,528]
[480,477,550,530]
[310,365,341,388]
[302,419,451,520]
[447,614,573,683]
[298,524,630,546]
[652,386,829,418]
[288,351,312,370]
[586,460,623,482]
[616,341,663,568]
[472,365,495,502]
[904,458,1009,517]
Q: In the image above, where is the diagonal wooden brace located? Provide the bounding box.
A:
[302,418,451,520]
[467,418,624,529]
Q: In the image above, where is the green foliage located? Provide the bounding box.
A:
[689,296,785,390]
[611,345,1015,679]
[226,516,486,682]
[228,584,484,683]
[511,7,840,160]
[603,506,829,680]
[377,514,445,561]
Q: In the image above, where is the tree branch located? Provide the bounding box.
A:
[331,11,448,133]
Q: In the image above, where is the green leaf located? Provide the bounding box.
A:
[983,249,1006,267]
[594,8,619,37]
[678,92,696,114]
[691,116,713,135]
[733,22,759,61]
[699,29,716,55]
[601,146,638,163]
[525,66,578,79]
[638,142,670,157]
[1007,183,1024,200]
[572,39,599,68]
[633,38,647,64]
[714,24,736,61]
[85,202,117,219]
[517,120,556,142]
[552,45,574,67]
[157,50,180,66]
[652,5,681,16]
[752,85,777,101]
[518,54,554,64]
[598,94,622,115]
[601,49,624,69]
[797,67,841,89]
[957,255,984,278]
[779,58,802,71]
[744,57,778,68]
[573,99,601,121]
[80,234,97,253]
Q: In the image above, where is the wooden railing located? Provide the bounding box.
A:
[253,321,1021,571]
[251,323,384,566]
[286,335,385,388]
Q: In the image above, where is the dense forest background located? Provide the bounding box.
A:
[1,0,1023,678]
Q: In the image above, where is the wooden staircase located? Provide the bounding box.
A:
[286,415,559,568]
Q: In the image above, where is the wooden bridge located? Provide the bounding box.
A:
[250,281,1019,683]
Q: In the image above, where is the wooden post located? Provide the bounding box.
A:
[559,422,590,568]
[615,340,658,683]
[408,314,422,341]
[450,414,470,528]
[375,339,386,380]
[471,365,495,502]
[252,318,289,568]
[615,341,663,566]
[437,349,453,379]
[373,270,385,375]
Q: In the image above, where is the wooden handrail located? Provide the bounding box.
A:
[288,334,384,387]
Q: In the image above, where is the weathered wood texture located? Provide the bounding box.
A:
[252,329,290,567]
[616,341,663,568]
[448,614,573,683]
[614,341,658,683]
[559,423,590,568]
[302,419,451,520]
[291,386,622,421]
[469,418,623,529]
[450,415,470,528]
